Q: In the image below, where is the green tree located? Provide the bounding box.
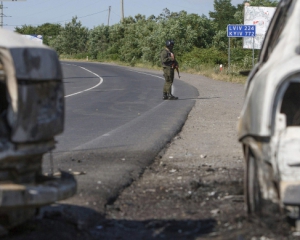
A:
[15,25,37,35]
[15,23,62,45]
[88,25,110,59]
[140,11,213,65]
[248,0,278,6]
[181,46,227,66]
[209,0,237,31]
[36,23,62,45]
[212,30,228,51]
[233,3,246,24]
[49,17,88,55]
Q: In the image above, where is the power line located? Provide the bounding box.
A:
[43,0,101,23]
[54,9,108,23]
[13,0,76,18]
[6,9,108,27]
[18,0,53,8]
[111,10,120,17]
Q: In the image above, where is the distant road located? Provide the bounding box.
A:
[43,61,198,211]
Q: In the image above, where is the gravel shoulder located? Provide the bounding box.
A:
[102,69,293,239]
[4,68,295,240]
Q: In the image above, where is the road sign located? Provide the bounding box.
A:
[227,25,256,38]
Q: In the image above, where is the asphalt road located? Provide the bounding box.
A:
[43,61,198,211]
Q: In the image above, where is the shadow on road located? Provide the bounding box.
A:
[4,204,216,240]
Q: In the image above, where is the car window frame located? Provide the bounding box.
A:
[258,0,293,64]
[245,0,293,93]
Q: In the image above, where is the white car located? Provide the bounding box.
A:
[238,0,300,218]
[0,29,76,228]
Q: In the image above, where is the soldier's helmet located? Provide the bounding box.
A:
[166,40,174,47]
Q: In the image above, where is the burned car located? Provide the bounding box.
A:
[0,29,76,229]
[238,0,300,218]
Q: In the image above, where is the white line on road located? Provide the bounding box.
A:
[63,63,103,98]
[127,69,177,93]
[127,69,164,80]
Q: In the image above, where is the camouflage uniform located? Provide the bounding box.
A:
[161,47,178,99]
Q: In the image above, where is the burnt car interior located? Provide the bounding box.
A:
[280,82,300,126]
[0,61,9,138]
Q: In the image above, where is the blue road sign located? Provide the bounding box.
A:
[227,25,256,37]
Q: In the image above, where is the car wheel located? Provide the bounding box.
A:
[245,146,262,215]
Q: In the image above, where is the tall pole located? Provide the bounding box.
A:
[121,0,124,22]
[0,2,3,28]
[108,6,111,26]
[252,37,255,67]
[228,37,230,73]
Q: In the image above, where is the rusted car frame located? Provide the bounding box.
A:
[0,29,76,229]
[238,0,300,218]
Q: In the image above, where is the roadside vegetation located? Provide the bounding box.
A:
[15,0,278,83]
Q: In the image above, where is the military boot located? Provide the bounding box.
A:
[163,93,168,100]
[168,94,178,100]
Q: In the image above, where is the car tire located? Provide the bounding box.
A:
[245,147,262,215]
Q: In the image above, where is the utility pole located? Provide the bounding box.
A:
[121,0,124,22]
[108,6,111,26]
[0,2,3,28]
[0,2,11,29]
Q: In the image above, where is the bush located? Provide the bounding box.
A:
[181,47,227,67]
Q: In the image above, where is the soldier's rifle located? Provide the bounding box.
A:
[168,51,181,78]
[172,63,181,79]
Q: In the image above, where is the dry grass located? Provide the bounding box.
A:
[132,62,247,84]
[192,69,247,84]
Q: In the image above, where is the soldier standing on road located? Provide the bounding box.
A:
[161,40,179,100]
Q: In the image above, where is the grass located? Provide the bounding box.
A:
[132,61,248,84]
[182,64,248,84]
[59,56,248,84]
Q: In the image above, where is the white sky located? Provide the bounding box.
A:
[1,0,244,31]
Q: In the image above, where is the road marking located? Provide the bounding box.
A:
[127,69,177,93]
[127,69,164,80]
[63,63,103,98]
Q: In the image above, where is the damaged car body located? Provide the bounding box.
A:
[238,0,300,218]
[238,0,300,219]
[0,29,76,228]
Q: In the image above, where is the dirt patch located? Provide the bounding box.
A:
[103,149,291,239]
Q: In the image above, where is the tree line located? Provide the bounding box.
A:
[15,0,278,70]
